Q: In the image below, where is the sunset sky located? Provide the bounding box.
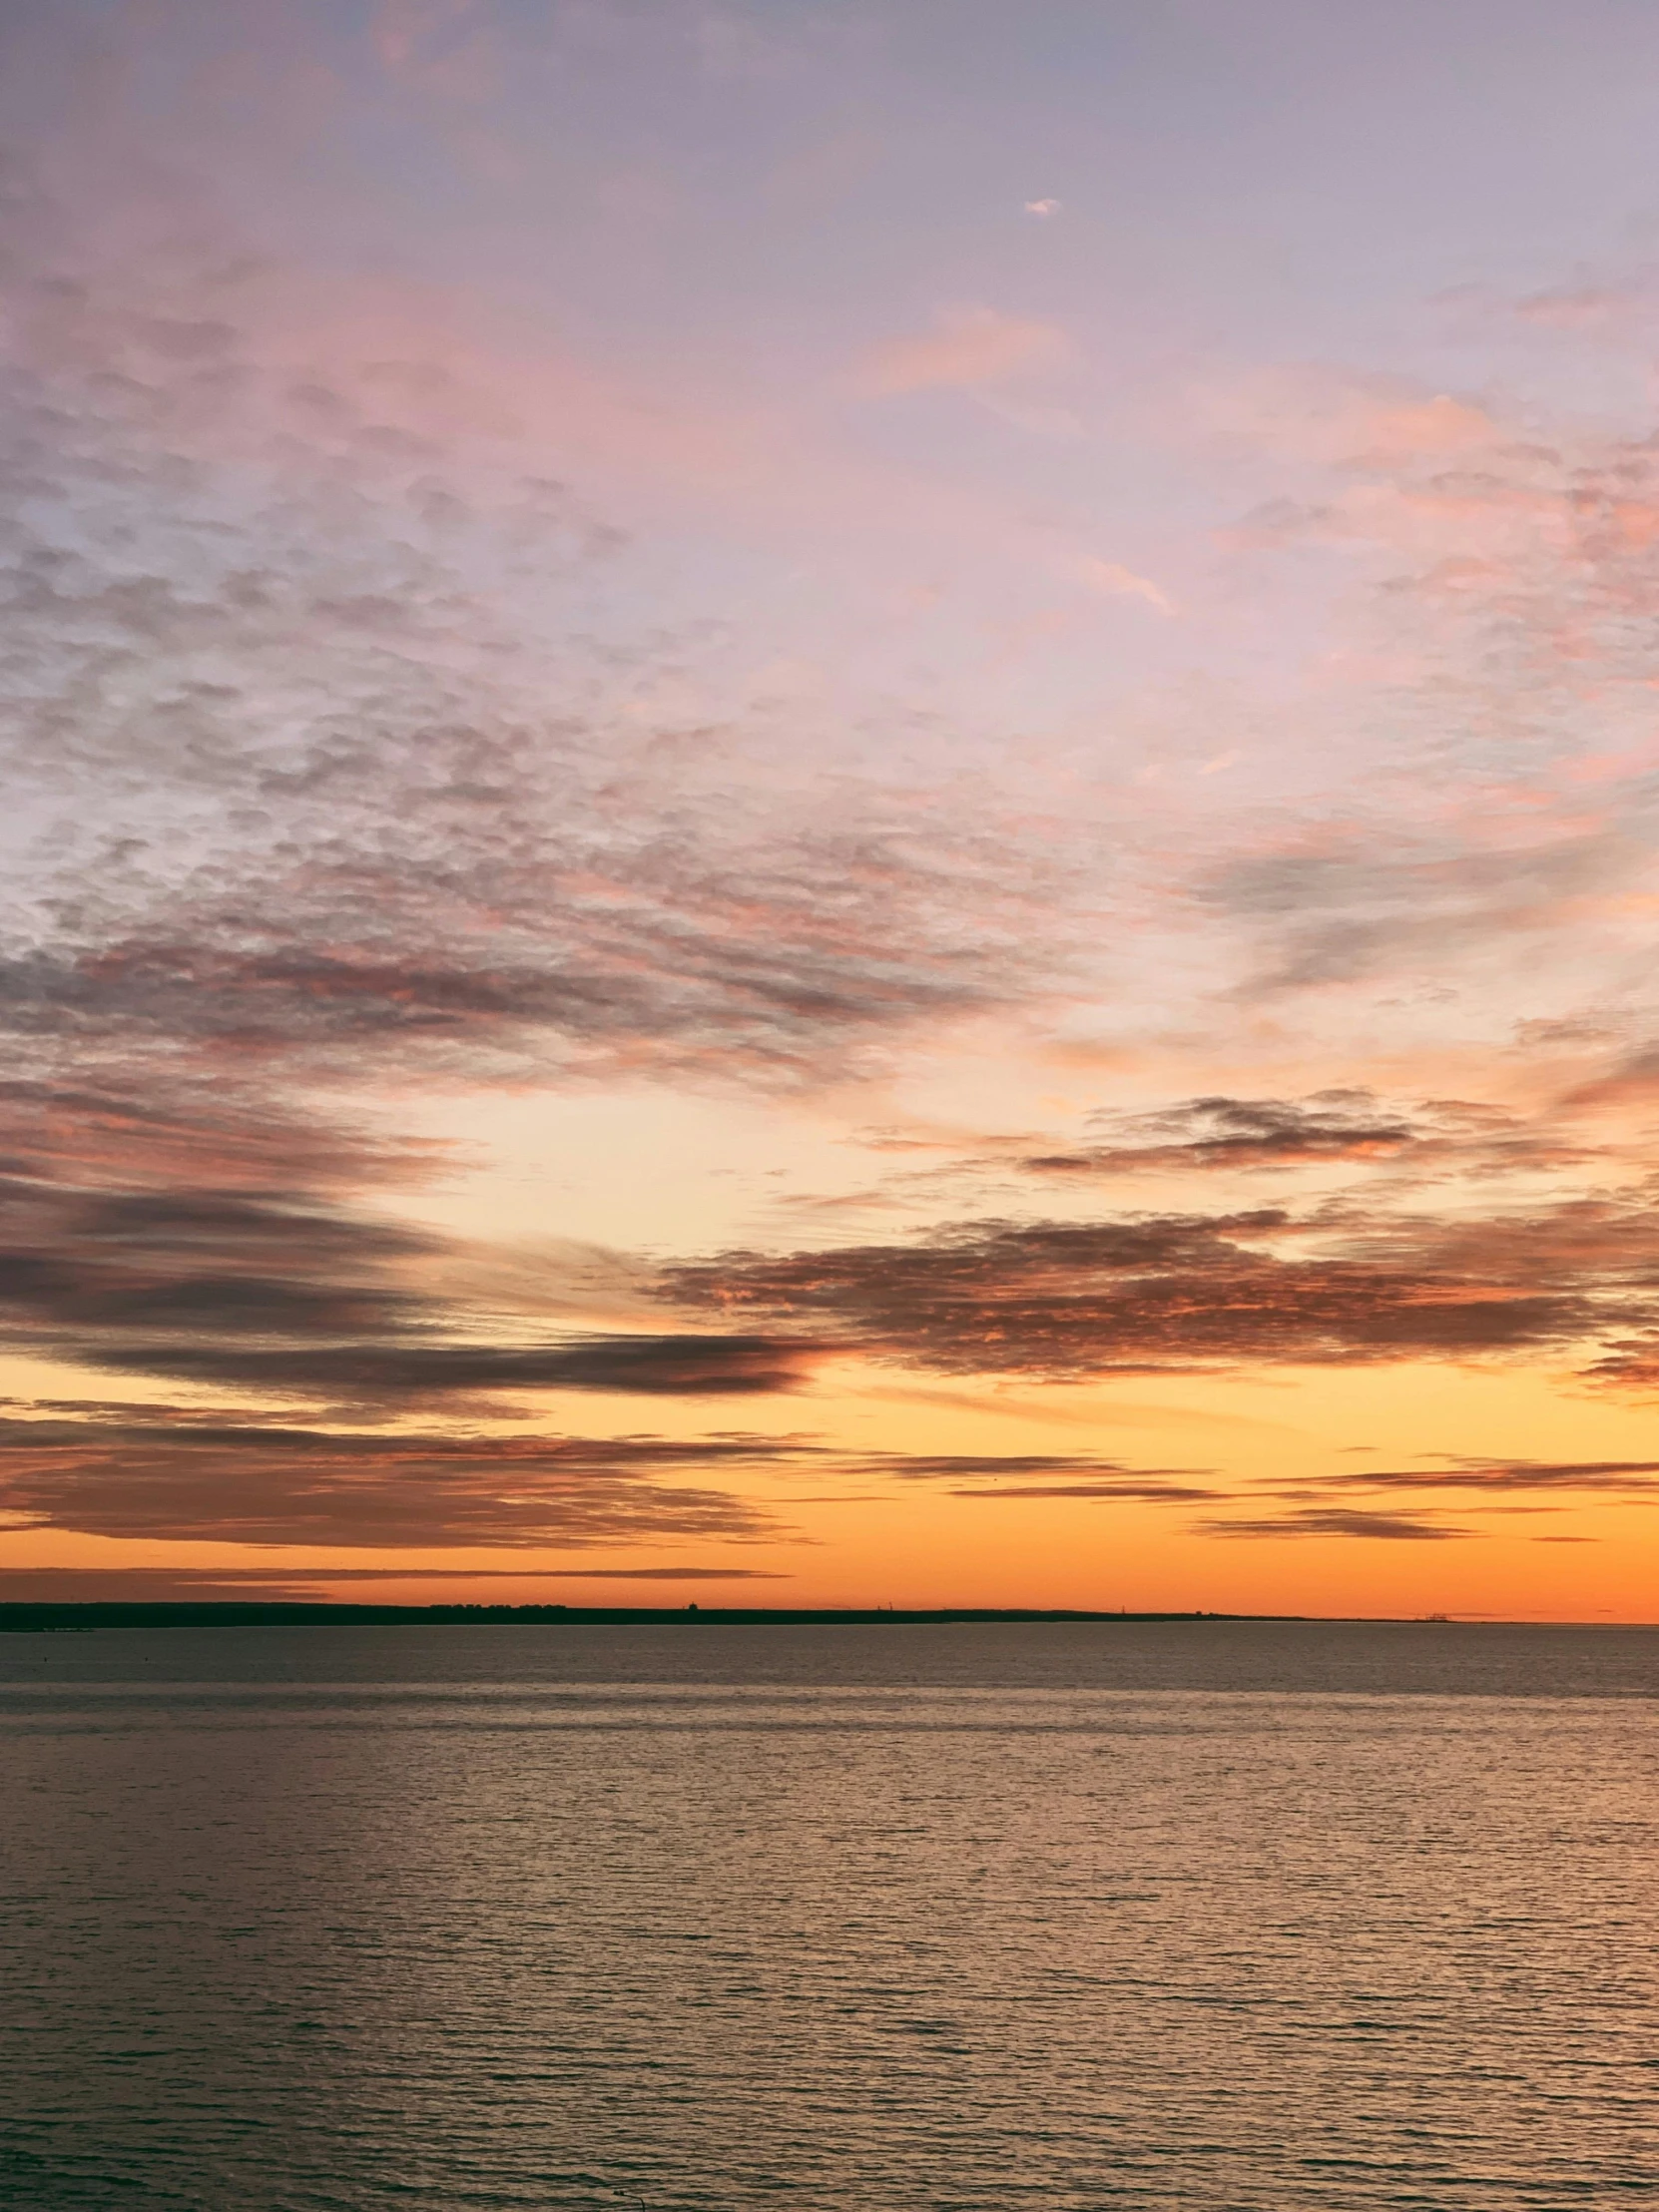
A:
[7,1,1659,1618]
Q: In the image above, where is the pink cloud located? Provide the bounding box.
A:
[861,307,1074,396]
[1079,558,1177,617]
[1201,367,1500,471]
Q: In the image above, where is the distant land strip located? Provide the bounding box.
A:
[0,1602,1271,1631]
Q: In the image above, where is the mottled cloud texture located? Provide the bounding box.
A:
[6,2,1659,1600]
[656,1197,1654,1381]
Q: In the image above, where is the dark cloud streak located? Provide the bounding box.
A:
[1194,1507,1471,1541]
[0,1564,791,1602]
[1020,1093,1421,1178]
[1331,1457,1659,1493]
[85,1334,821,1401]
[0,1415,785,1548]
[0,1408,1230,1548]
[659,1207,1617,1378]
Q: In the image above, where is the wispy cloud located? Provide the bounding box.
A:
[861,306,1074,396]
[1334,1457,1659,1493]
[1195,1507,1471,1542]
[0,1563,790,1602]
[0,1413,791,1548]
[1078,559,1176,616]
[1010,1090,1587,1188]
[0,1407,1230,1549]
[1017,1093,1423,1179]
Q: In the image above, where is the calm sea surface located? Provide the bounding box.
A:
[3,1621,1657,2210]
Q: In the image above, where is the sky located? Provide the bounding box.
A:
[5,0,1659,1619]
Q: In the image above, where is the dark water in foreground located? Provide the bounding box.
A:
[3,1622,1656,2210]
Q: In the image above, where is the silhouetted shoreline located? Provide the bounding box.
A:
[0,1601,1273,1632]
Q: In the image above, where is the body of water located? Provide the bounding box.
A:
[3,1620,1656,2209]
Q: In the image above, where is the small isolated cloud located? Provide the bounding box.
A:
[863,306,1073,395]
[1079,558,1177,617]
[1023,199,1061,218]
[1016,1092,1427,1180]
